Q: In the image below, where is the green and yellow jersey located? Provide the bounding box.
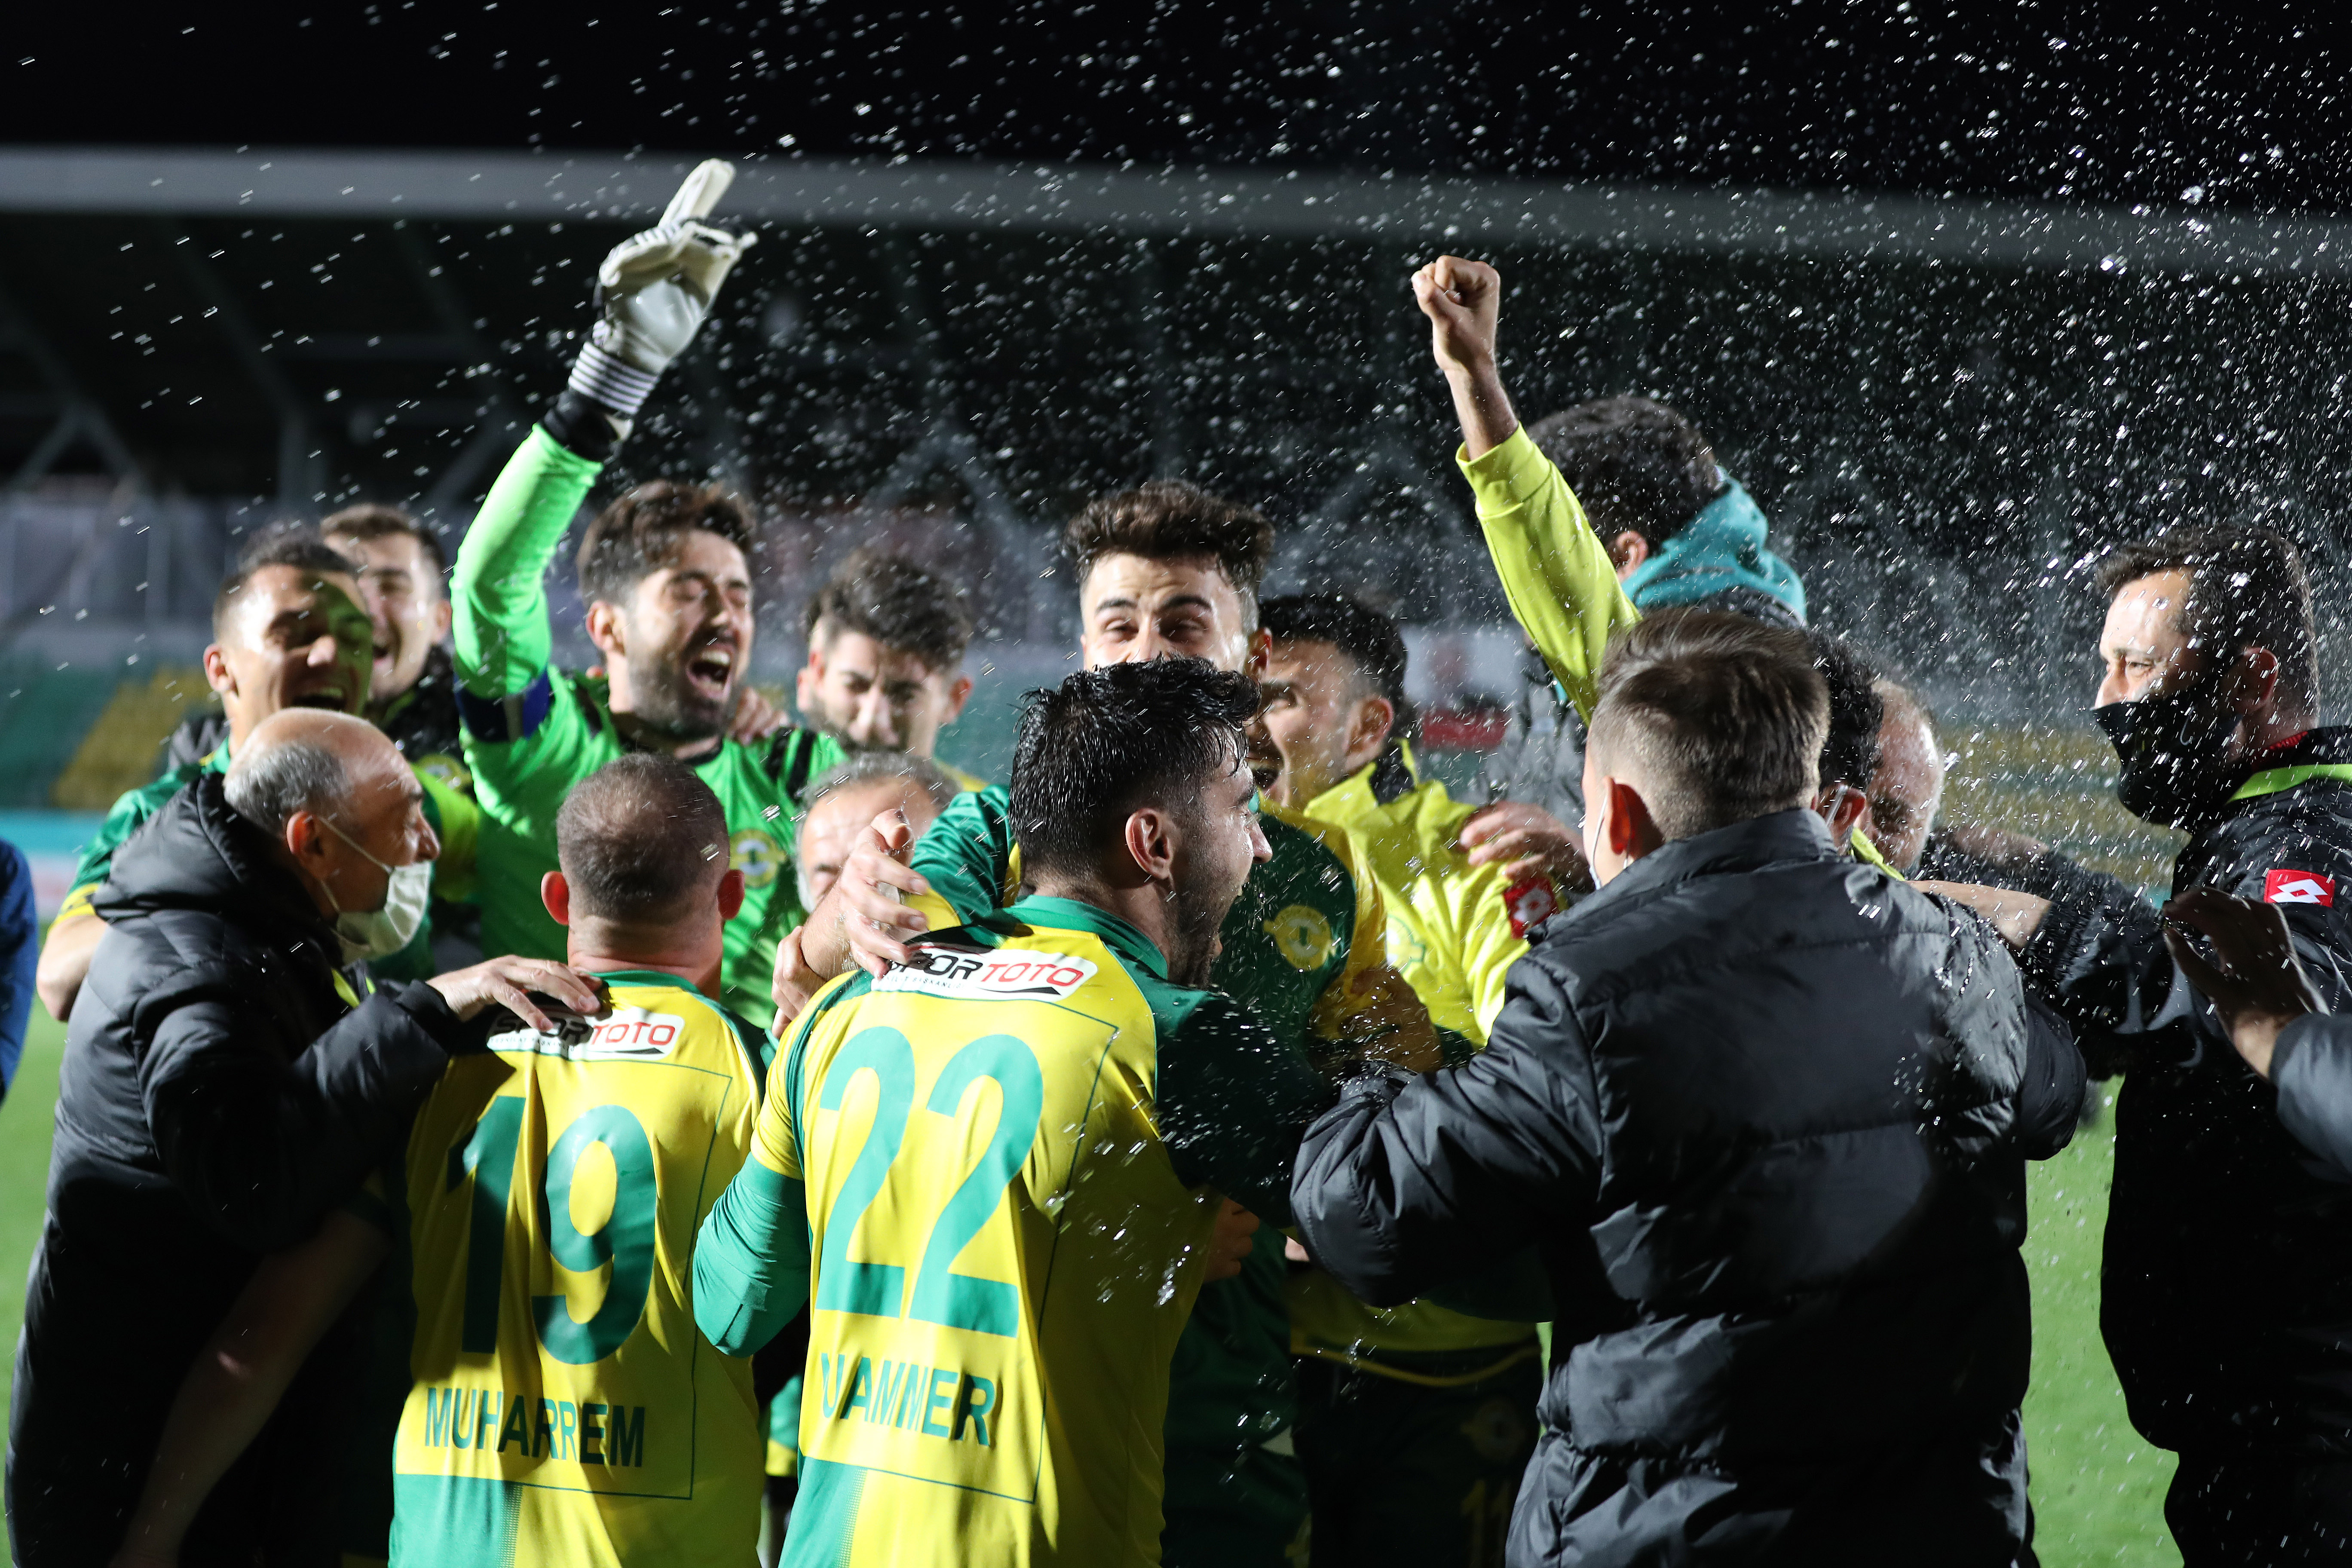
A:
[56,743,477,981]
[1286,744,1546,1377]
[692,897,1331,1566]
[451,428,845,1028]
[1460,428,1897,871]
[362,969,770,1568]
[903,784,1382,1539]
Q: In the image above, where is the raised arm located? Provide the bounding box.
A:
[1414,255,1638,720]
[108,1212,389,1568]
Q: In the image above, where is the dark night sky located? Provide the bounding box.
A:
[9,1,2352,214]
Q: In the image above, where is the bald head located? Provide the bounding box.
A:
[226,709,407,839]
[1865,679,1945,875]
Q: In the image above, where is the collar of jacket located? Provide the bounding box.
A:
[2227,727,2352,803]
[1308,741,1424,824]
[1621,477,1808,625]
[92,769,335,946]
[1566,808,1839,926]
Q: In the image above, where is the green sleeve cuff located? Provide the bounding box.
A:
[692,1160,811,1357]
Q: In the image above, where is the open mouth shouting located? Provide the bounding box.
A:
[684,638,739,705]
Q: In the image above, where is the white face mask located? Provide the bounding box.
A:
[320,817,432,964]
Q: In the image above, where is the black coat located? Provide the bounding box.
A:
[1291,810,2085,1567]
[2024,726,2352,1461]
[6,773,471,1567]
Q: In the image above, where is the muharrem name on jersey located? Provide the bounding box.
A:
[416,1385,649,1468]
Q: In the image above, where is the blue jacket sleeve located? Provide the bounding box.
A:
[0,842,34,1097]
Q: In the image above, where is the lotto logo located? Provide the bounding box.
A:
[1505,875,1560,939]
[878,943,1099,999]
[2264,870,2337,907]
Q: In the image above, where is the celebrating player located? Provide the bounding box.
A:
[693,658,1333,1565]
[796,545,984,787]
[793,480,1442,1565]
[449,159,842,1027]
[107,753,771,1568]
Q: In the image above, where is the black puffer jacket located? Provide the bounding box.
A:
[6,773,471,1566]
[2023,726,2352,1461]
[1292,810,2085,1566]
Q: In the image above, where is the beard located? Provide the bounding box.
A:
[1164,877,1230,988]
[627,660,738,742]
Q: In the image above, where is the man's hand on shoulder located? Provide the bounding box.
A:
[728,686,792,745]
[1204,1199,1259,1283]
[426,956,606,1034]
[1915,880,2053,950]
[2161,886,2328,1079]
[1462,799,1592,894]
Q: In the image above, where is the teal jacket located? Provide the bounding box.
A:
[1623,477,1807,626]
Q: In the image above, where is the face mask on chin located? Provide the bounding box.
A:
[319,817,433,964]
[2094,673,2241,830]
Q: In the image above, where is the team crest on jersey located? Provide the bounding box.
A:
[487,1007,688,1060]
[411,751,472,793]
[878,943,1100,1000]
[1264,905,1335,971]
[731,827,781,888]
[1504,874,1561,938]
[2265,869,2337,906]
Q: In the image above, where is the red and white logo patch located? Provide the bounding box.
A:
[2265,869,2337,907]
[1504,874,1561,939]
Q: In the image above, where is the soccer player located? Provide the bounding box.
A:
[1257,593,1548,1565]
[693,658,1333,1566]
[797,752,964,910]
[34,533,474,1020]
[167,506,465,783]
[448,161,842,1028]
[797,480,1441,1566]
[797,545,983,787]
[107,753,771,1568]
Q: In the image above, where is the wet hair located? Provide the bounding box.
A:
[224,735,349,838]
[211,528,359,636]
[1588,609,1828,841]
[1261,592,1414,730]
[322,502,448,580]
[2096,526,2320,711]
[804,750,965,819]
[1061,481,1275,630]
[1526,396,1725,549]
[1009,658,1261,883]
[802,545,975,671]
[556,753,732,923]
[1808,634,1884,791]
[576,481,757,607]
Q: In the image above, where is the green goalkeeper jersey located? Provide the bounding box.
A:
[451,427,843,1028]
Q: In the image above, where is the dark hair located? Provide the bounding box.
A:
[1808,633,1884,790]
[1261,592,1413,728]
[1009,658,1261,883]
[322,502,448,580]
[212,527,358,634]
[576,481,757,606]
[802,545,975,671]
[1588,609,1828,840]
[2095,527,2320,710]
[1061,481,1275,628]
[556,753,731,922]
[1526,396,1725,548]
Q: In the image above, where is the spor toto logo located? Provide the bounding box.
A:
[731,827,781,888]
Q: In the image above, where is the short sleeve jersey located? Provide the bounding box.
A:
[375,971,769,1568]
[452,427,843,1028]
[752,897,1325,1567]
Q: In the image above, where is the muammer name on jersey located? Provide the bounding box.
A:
[818,1351,999,1447]
[417,1385,647,1465]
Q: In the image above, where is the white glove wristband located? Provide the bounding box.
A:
[567,341,664,420]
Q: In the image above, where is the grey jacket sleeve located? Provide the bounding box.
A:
[2270,1014,2352,1183]
[1288,949,1604,1308]
[137,978,465,1251]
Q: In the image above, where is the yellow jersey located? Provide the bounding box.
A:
[692,896,1332,1566]
[373,971,770,1567]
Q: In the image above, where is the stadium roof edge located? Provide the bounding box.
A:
[0,146,2348,277]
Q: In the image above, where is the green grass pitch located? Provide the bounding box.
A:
[0,1012,2178,1565]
